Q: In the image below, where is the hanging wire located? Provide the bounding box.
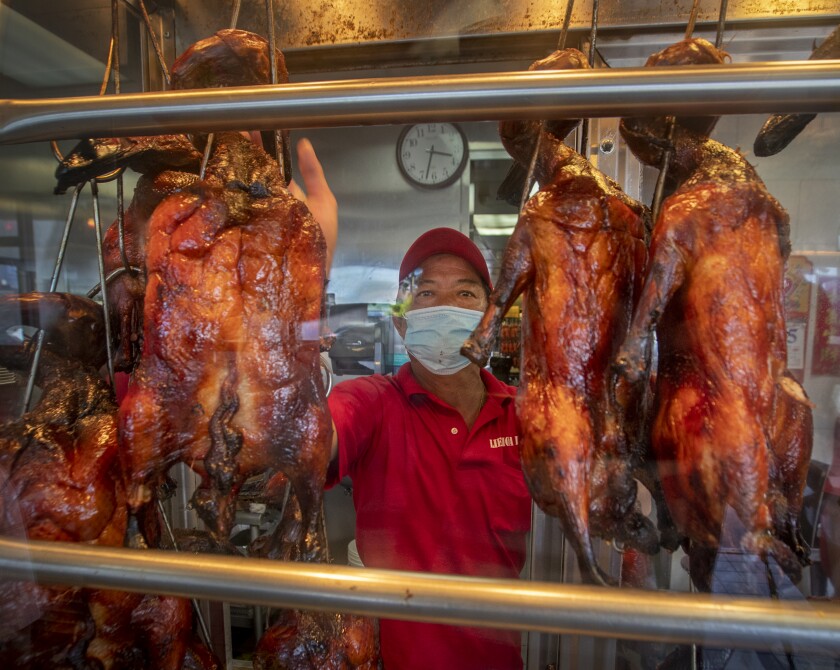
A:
[557,0,575,50]
[111,0,121,95]
[34,2,126,412]
[115,177,132,274]
[136,0,171,87]
[650,116,677,226]
[519,135,542,213]
[90,181,116,387]
[198,0,245,179]
[264,0,287,183]
[518,0,577,213]
[231,0,242,29]
[685,0,701,40]
[715,0,729,49]
[578,0,599,158]
[100,36,116,96]
[21,184,85,413]
[199,136,215,180]
[155,498,214,647]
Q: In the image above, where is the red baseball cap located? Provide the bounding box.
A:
[399,227,492,289]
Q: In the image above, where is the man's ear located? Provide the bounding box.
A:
[393,315,406,339]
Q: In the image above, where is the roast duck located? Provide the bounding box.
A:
[52,29,331,559]
[53,28,295,373]
[753,24,840,157]
[0,297,217,669]
[615,38,814,591]
[114,29,332,563]
[250,479,382,670]
[462,49,658,585]
[0,28,364,668]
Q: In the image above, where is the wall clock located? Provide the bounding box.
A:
[396,123,469,189]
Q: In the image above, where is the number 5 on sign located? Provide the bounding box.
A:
[787,321,807,371]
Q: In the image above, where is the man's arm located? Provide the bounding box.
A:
[330,419,338,462]
[289,138,338,272]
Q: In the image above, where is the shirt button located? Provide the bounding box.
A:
[451,427,458,435]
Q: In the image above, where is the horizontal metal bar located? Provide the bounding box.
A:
[1,536,839,655]
[1,60,839,144]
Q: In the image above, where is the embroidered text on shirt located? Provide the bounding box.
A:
[489,435,518,449]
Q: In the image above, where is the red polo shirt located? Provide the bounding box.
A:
[328,364,531,670]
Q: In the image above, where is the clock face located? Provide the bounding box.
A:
[397,123,469,189]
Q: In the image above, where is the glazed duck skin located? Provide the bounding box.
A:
[118,132,331,560]
[0,343,215,669]
[753,24,839,157]
[463,49,655,585]
[615,120,812,587]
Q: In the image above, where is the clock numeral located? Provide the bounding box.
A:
[407,138,418,148]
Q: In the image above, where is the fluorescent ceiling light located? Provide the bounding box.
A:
[0,7,107,87]
[473,213,517,236]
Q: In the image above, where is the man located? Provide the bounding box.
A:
[292,140,532,669]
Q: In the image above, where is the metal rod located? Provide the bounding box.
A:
[199,133,214,180]
[100,37,116,97]
[230,0,242,29]
[137,0,171,87]
[90,181,116,386]
[2,61,838,145]
[578,0,599,158]
[266,0,279,91]
[685,0,701,40]
[116,176,131,273]
[1,537,839,654]
[264,0,287,183]
[651,116,677,225]
[111,0,121,95]
[586,0,599,67]
[520,132,541,213]
[21,183,84,413]
[156,498,213,648]
[716,0,729,50]
[557,0,575,50]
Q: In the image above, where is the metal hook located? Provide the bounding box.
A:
[85,265,145,299]
[136,0,171,87]
[90,180,116,387]
[21,183,85,413]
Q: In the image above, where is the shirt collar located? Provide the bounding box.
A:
[394,362,515,410]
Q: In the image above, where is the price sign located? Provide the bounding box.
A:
[787,321,807,371]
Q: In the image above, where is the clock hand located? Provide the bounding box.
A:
[430,149,453,158]
[424,144,435,179]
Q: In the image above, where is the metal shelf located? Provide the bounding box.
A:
[1,536,838,655]
[1,60,839,144]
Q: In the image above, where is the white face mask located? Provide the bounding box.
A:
[402,306,483,375]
